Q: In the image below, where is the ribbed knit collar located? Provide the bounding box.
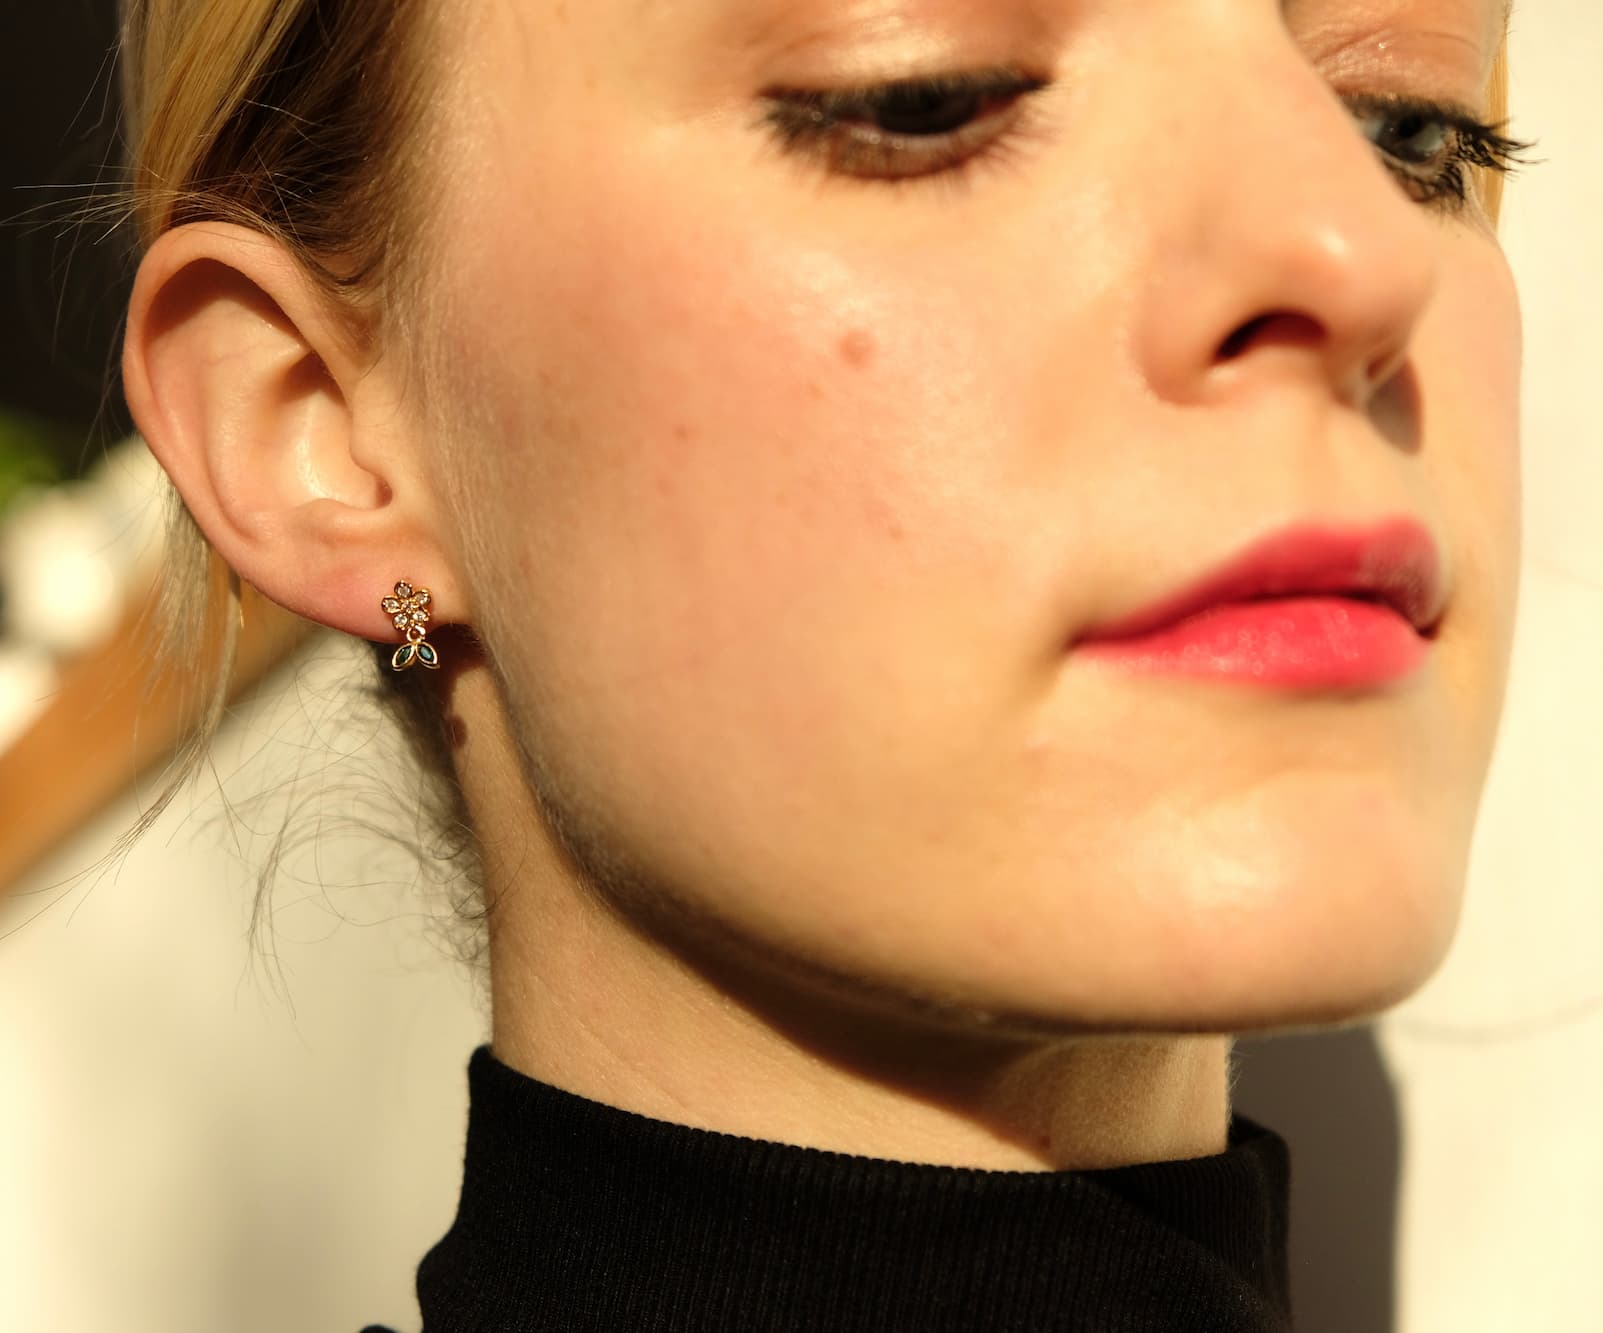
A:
[415,1043,1292,1331]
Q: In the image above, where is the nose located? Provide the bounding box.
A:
[1130,26,1440,412]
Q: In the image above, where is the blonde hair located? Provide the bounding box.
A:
[117,4,1515,965]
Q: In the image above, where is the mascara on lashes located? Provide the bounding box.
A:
[756,69,1535,209]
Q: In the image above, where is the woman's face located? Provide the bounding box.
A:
[423,0,1520,1034]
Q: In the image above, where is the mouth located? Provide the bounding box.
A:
[1228,587,1437,635]
[1075,517,1446,645]
[1070,518,1445,688]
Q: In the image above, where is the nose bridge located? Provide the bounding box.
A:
[1129,14,1441,408]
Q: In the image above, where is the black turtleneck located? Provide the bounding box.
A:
[362,1043,1292,1331]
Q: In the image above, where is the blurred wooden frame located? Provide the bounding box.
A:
[0,576,313,894]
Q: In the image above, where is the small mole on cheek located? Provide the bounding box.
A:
[838,327,877,370]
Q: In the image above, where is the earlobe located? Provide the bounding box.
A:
[121,222,463,640]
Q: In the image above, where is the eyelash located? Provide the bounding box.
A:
[757,68,1537,214]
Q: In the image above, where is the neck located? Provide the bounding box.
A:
[484,857,1231,1171]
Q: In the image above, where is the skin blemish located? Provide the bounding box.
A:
[838,327,878,370]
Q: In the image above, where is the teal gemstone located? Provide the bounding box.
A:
[417,642,439,668]
[391,642,416,670]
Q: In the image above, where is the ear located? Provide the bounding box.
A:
[121,222,465,640]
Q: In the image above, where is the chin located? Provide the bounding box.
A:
[1091,847,1467,1037]
[843,817,1478,1044]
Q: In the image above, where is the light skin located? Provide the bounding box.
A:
[124,0,1520,1168]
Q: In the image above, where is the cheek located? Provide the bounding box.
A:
[442,143,1031,822]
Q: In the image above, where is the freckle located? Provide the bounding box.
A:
[672,422,693,443]
[839,328,877,370]
[862,493,906,543]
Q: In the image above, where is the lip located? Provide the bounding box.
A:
[1077,518,1445,642]
[1071,518,1446,688]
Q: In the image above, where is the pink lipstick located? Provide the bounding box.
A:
[1073,519,1444,688]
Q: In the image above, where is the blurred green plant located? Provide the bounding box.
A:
[0,408,67,518]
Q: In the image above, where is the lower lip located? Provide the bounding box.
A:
[1074,596,1432,687]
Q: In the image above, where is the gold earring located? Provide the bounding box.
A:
[382,580,441,670]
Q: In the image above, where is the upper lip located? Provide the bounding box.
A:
[1076,518,1446,643]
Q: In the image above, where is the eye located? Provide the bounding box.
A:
[757,67,1051,186]
[754,70,1536,211]
[1347,93,1537,212]
[1362,105,1450,163]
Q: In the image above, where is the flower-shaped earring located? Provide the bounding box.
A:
[382,580,441,671]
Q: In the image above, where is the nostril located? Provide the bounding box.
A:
[1218,315,1271,361]
[1216,311,1324,362]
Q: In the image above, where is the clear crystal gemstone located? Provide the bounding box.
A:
[382,597,402,614]
[395,582,414,600]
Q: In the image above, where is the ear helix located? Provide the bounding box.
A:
[382,580,441,670]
